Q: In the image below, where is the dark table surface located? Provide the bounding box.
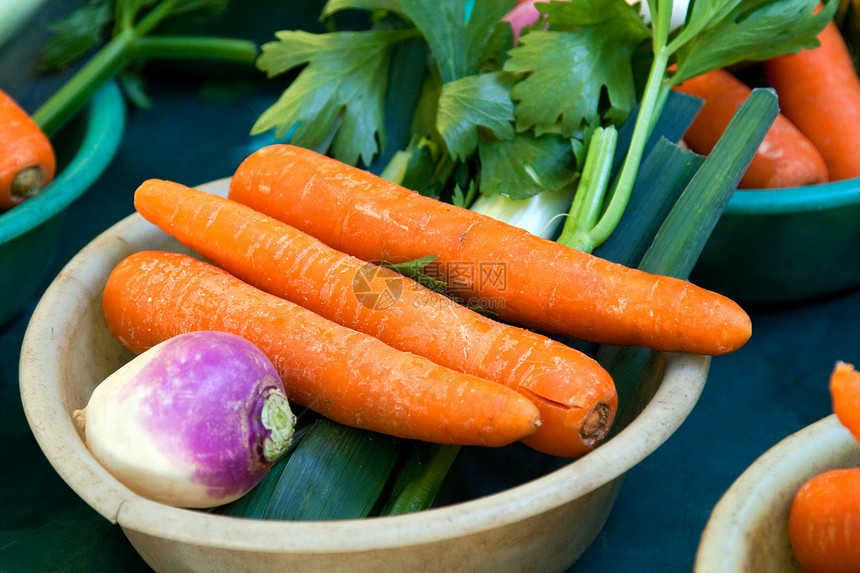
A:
[2,2,860,571]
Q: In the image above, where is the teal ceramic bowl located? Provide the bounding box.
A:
[691,178,860,307]
[0,81,125,326]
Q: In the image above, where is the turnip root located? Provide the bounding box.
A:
[74,331,296,509]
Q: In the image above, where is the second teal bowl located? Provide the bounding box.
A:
[692,177,860,306]
[0,81,126,326]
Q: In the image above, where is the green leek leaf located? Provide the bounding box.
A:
[260,418,401,521]
[600,88,779,432]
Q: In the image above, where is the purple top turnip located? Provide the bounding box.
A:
[74,330,295,509]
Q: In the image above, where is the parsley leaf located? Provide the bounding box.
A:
[253,28,417,166]
[504,0,650,136]
[436,71,515,160]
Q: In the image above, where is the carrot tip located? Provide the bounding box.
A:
[581,401,612,441]
[11,166,45,202]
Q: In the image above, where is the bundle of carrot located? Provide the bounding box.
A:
[132,179,617,458]
[228,144,752,356]
[673,12,860,188]
[789,362,860,573]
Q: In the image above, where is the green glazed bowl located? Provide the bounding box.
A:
[0,81,125,326]
[691,178,860,307]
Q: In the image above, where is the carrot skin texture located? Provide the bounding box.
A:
[831,362,860,447]
[101,251,541,448]
[763,21,860,182]
[228,144,752,356]
[789,468,860,573]
[673,68,829,189]
[134,179,617,457]
[0,89,56,210]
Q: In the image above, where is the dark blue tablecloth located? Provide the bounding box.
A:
[2,2,859,571]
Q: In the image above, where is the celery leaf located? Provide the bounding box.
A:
[398,0,515,83]
[504,0,650,136]
[478,132,577,200]
[436,72,515,160]
[672,0,839,83]
[253,28,415,166]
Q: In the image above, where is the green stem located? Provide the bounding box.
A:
[32,27,136,136]
[557,126,618,252]
[31,0,253,136]
[579,48,671,250]
[131,36,259,65]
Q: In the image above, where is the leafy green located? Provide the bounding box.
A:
[398,0,515,83]
[436,72,515,160]
[253,28,418,166]
[478,131,577,199]
[671,0,840,83]
[505,0,650,136]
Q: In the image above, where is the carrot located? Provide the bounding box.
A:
[831,362,860,448]
[0,89,56,211]
[227,144,752,356]
[134,179,617,457]
[762,19,860,182]
[101,250,541,448]
[789,468,860,573]
[673,68,829,189]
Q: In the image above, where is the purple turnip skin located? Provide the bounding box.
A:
[75,330,295,509]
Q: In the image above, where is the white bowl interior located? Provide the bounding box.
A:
[20,179,710,572]
[695,414,860,573]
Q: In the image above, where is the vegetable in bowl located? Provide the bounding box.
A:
[74,330,296,509]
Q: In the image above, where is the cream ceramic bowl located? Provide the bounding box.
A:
[20,179,710,573]
[695,414,860,572]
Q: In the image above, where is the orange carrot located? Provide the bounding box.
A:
[762,20,860,182]
[789,468,860,573]
[101,250,541,448]
[673,68,829,189]
[831,362,860,447]
[227,144,752,356]
[0,88,56,211]
[134,179,617,457]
